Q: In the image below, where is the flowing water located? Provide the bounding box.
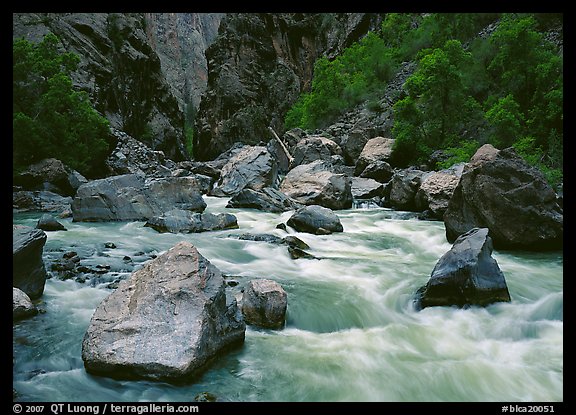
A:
[12,197,563,402]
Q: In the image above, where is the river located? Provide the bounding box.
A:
[12,196,563,402]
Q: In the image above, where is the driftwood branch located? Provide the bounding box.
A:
[268,126,294,164]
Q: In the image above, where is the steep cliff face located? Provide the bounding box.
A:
[13,13,187,161]
[144,13,224,112]
[194,13,384,161]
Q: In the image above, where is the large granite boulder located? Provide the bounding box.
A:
[351,177,384,200]
[443,145,563,250]
[71,174,206,222]
[242,279,287,329]
[414,228,511,310]
[414,163,464,220]
[210,146,278,197]
[286,205,343,235]
[354,137,395,176]
[13,225,48,300]
[13,158,87,197]
[226,187,303,213]
[13,287,38,322]
[144,210,238,234]
[289,135,343,169]
[81,241,246,381]
[280,160,353,210]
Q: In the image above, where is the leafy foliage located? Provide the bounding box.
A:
[13,33,110,176]
[284,32,397,130]
[284,13,562,185]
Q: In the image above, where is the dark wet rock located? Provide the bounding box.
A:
[229,233,284,245]
[13,225,47,300]
[287,205,344,235]
[104,242,117,249]
[443,145,563,250]
[280,160,352,210]
[36,214,67,231]
[359,160,395,183]
[282,235,310,250]
[387,168,426,211]
[287,246,317,260]
[82,241,246,381]
[13,158,87,197]
[414,228,511,310]
[242,279,287,329]
[226,187,303,213]
[145,209,238,234]
[13,287,38,322]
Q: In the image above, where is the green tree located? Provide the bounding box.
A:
[393,40,481,166]
[13,33,110,176]
[485,94,525,148]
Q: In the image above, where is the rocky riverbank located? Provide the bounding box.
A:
[13,125,563,382]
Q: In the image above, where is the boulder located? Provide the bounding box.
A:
[359,160,395,183]
[414,228,511,310]
[354,137,395,176]
[286,205,343,235]
[414,163,464,220]
[81,241,246,381]
[105,128,173,178]
[13,158,87,197]
[13,225,47,300]
[339,128,371,164]
[71,174,206,222]
[280,160,352,210]
[242,279,287,329]
[443,145,563,250]
[226,187,303,213]
[210,146,278,197]
[13,287,38,322]
[387,168,426,211]
[144,210,238,234]
[13,190,72,214]
[351,177,384,200]
[289,135,343,169]
[36,214,67,231]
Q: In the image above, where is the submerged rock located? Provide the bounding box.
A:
[81,241,246,381]
[226,187,302,213]
[414,228,511,310]
[242,279,287,329]
[145,209,238,234]
[13,225,48,300]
